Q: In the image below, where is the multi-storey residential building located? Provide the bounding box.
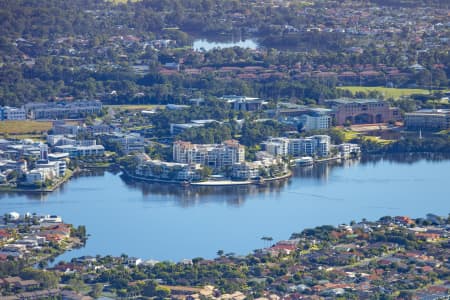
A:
[325,98,400,125]
[262,135,331,158]
[261,138,289,157]
[173,140,245,170]
[0,106,26,120]
[231,156,287,180]
[104,133,145,154]
[135,154,202,182]
[404,109,450,130]
[25,100,102,120]
[338,143,361,158]
[298,111,332,131]
[272,105,333,131]
[54,143,105,158]
[51,121,81,135]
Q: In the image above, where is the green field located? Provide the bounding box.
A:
[0,120,52,135]
[337,86,431,99]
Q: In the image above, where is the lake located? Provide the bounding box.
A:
[193,39,258,51]
[1,155,449,262]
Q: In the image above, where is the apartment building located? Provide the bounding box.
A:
[0,106,26,120]
[405,109,450,130]
[262,135,331,158]
[173,140,245,169]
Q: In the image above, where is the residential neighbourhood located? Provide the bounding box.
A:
[1,213,447,300]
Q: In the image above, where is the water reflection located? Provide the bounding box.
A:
[361,153,450,165]
[3,154,449,263]
[193,39,258,51]
[3,154,448,205]
[120,173,290,207]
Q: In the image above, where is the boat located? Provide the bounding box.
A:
[294,156,314,167]
[180,181,191,187]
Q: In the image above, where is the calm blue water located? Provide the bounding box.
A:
[1,156,449,262]
[193,39,258,51]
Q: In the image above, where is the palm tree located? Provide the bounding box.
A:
[261,236,273,248]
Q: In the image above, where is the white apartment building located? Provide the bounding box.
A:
[173,140,245,169]
[262,135,331,158]
[298,114,332,131]
[135,158,202,181]
[261,138,289,156]
[0,106,26,120]
[106,133,145,154]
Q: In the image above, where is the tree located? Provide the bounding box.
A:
[155,286,171,299]
[142,280,158,297]
[199,166,212,179]
[20,268,59,288]
[90,283,104,298]
[261,236,273,248]
[68,277,86,293]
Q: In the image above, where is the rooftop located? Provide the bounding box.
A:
[325,98,385,104]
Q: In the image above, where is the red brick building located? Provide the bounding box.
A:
[325,99,400,125]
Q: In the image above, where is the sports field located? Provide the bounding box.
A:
[337,86,431,99]
[0,120,52,135]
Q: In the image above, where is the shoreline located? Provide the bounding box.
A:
[123,168,292,186]
[191,170,292,186]
[0,169,74,194]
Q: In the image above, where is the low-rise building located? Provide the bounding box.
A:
[47,135,76,147]
[404,109,450,130]
[220,95,267,111]
[135,154,202,181]
[169,120,218,135]
[231,156,287,180]
[54,144,105,158]
[104,133,145,154]
[274,106,333,131]
[338,143,361,158]
[0,159,28,174]
[36,159,66,177]
[51,121,81,135]
[25,168,56,185]
[0,106,26,120]
[25,100,102,120]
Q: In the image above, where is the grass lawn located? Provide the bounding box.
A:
[340,129,359,142]
[105,104,164,111]
[337,128,394,144]
[362,136,394,145]
[337,86,431,99]
[0,120,52,135]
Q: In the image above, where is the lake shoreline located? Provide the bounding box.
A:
[4,155,450,263]
[123,167,292,187]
